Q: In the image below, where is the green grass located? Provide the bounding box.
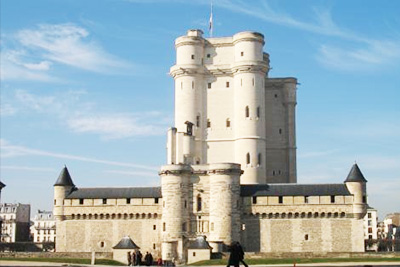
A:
[0,257,124,266]
[191,257,400,265]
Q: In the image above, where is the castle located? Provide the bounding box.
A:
[53,30,368,263]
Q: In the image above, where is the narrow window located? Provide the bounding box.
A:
[126,198,131,204]
[100,241,105,248]
[196,115,200,127]
[207,54,210,58]
[102,198,107,205]
[79,199,84,205]
[257,153,261,166]
[279,128,282,134]
[274,94,278,98]
[208,82,211,89]
[279,196,283,204]
[305,234,309,241]
[182,222,187,231]
[153,243,156,249]
[246,153,250,164]
[241,79,242,86]
[163,223,166,231]
[181,81,183,89]
[241,51,244,56]
[305,196,309,204]
[193,252,196,257]
[257,106,260,118]
[211,222,214,231]
[155,198,159,204]
[272,170,276,176]
[163,201,165,207]
[241,223,246,230]
[252,196,257,204]
[184,200,187,208]
[330,195,335,203]
[54,199,56,205]
[245,106,249,118]
[191,54,195,59]
[362,195,367,203]
[368,213,372,218]
[192,81,194,89]
[207,119,211,128]
[252,78,255,86]
[197,195,202,211]
[226,81,230,88]
[226,118,230,127]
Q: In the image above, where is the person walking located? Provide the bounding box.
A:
[131,251,137,266]
[236,242,248,267]
[127,251,132,266]
[226,241,240,267]
[136,250,143,266]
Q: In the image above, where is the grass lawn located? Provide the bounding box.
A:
[192,257,400,265]
[0,257,124,265]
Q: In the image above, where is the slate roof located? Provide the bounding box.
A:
[54,166,75,187]
[240,183,351,197]
[66,187,161,199]
[113,236,140,249]
[345,164,367,183]
[188,236,212,250]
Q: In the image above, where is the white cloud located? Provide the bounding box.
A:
[105,170,157,178]
[67,114,165,140]
[15,23,131,73]
[1,23,134,81]
[0,139,159,171]
[0,103,17,116]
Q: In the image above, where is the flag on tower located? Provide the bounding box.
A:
[209,1,213,37]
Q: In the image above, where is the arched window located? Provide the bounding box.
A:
[257,153,261,166]
[246,153,250,165]
[245,106,249,118]
[197,195,202,211]
[226,118,231,127]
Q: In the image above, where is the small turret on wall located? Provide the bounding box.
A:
[53,166,75,221]
[344,163,368,219]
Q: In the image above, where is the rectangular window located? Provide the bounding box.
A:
[226,119,230,127]
[241,51,244,56]
[368,213,372,218]
[226,81,230,87]
[193,252,196,257]
[163,222,166,231]
[207,54,210,58]
[362,195,367,203]
[126,198,131,204]
[153,243,156,249]
[103,198,107,205]
[208,82,211,89]
[305,196,309,204]
[196,115,200,127]
[79,199,84,205]
[330,196,335,203]
[153,225,156,230]
[279,196,283,204]
[207,119,211,128]
[252,196,257,204]
[368,227,373,233]
[155,198,159,204]
[191,54,195,59]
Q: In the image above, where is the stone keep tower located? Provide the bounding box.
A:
[168,29,297,184]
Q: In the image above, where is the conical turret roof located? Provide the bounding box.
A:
[54,166,75,187]
[345,163,367,183]
[0,181,5,189]
[113,236,140,249]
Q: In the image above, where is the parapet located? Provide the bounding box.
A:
[159,164,192,175]
[187,29,204,37]
[233,31,264,45]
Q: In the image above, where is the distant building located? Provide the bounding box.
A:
[30,210,56,243]
[363,206,378,251]
[0,203,31,242]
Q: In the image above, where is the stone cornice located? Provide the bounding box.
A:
[159,169,192,175]
[207,169,243,175]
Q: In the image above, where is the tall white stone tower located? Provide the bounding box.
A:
[168,29,297,184]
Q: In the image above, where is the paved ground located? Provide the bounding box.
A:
[1,261,400,267]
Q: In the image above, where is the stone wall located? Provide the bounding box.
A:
[241,217,365,253]
[0,251,112,259]
[56,218,161,257]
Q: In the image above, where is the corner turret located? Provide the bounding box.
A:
[344,163,367,219]
[53,166,75,222]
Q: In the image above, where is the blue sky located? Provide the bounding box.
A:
[1,0,399,219]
